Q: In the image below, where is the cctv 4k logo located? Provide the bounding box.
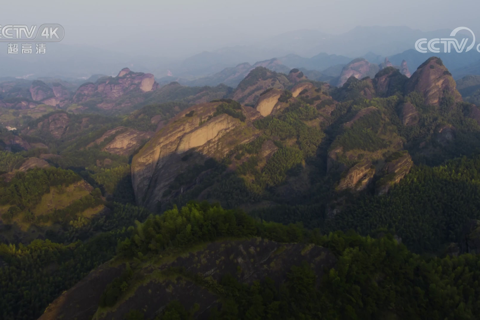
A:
[415,27,480,53]
[0,24,65,42]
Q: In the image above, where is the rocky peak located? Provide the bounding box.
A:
[405,57,462,106]
[71,68,159,110]
[337,58,380,87]
[400,60,411,78]
[118,68,131,77]
[131,101,254,210]
[287,69,308,83]
[232,67,290,105]
[29,80,55,102]
[373,67,408,97]
[379,57,393,69]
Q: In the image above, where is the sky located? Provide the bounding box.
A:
[1,0,480,59]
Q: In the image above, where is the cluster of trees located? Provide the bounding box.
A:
[90,164,135,204]
[330,109,389,152]
[0,167,81,210]
[0,151,25,173]
[213,100,246,122]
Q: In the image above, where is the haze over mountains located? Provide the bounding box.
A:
[2,25,480,83]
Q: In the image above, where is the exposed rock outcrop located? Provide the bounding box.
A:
[232,67,290,105]
[398,102,419,126]
[336,160,375,192]
[291,82,315,98]
[2,135,32,151]
[337,58,380,87]
[375,151,413,195]
[405,57,462,107]
[18,157,50,172]
[87,126,153,156]
[255,89,283,117]
[25,112,69,139]
[30,80,55,102]
[103,129,153,156]
[176,115,238,154]
[132,101,256,210]
[87,127,128,148]
[71,68,159,111]
[50,83,72,107]
[373,67,408,97]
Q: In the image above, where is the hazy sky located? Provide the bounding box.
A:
[2,0,480,58]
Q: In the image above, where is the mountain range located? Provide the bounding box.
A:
[3,50,480,319]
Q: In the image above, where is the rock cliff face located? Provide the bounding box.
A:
[25,112,69,139]
[18,157,50,171]
[0,80,73,108]
[336,160,375,192]
[132,102,255,210]
[232,67,290,105]
[71,68,159,111]
[291,82,315,98]
[398,102,419,126]
[86,126,153,156]
[375,151,413,195]
[337,58,380,87]
[373,67,408,97]
[1,135,32,152]
[405,57,462,106]
[30,80,55,102]
[255,89,283,117]
[50,83,72,107]
[103,130,152,156]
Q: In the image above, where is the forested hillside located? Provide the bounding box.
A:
[2,56,480,319]
[38,202,480,320]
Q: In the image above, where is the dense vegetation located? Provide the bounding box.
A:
[4,57,480,319]
[326,155,480,254]
[212,100,246,122]
[109,202,480,320]
[0,167,81,210]
[0,203,151,320]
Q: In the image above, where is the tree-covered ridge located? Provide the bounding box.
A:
[94,202,480,320]
[0,203,151,320]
